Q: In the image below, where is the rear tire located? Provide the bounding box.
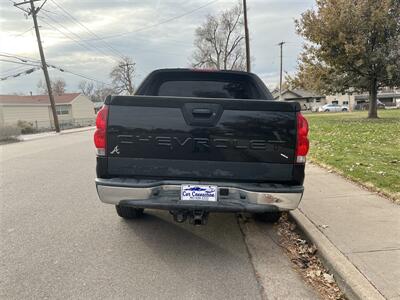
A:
[115,205,144,219]
[253,211,282,223]
[342,108,348,112]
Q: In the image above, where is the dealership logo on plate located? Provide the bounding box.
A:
[181,185,217,201]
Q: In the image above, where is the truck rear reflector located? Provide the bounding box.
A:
[94,105,108,156]
[295,112,309,163]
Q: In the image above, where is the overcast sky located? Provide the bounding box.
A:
[0,0,314,95]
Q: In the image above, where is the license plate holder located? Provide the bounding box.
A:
[180,185,218,201]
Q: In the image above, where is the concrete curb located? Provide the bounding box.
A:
[18,126,95,142]
[290,209,385,300]
[59,126,95,135]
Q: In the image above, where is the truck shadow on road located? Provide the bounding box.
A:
[119,210,251,270]
[98,210,264,298]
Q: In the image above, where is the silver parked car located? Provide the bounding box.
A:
[319,103,349,112]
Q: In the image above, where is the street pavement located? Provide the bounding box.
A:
[0,130,316,300]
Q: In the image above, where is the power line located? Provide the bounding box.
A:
[47,63,111,85]
[83,0,219,41]
[36,0,48,12]
[58,68,111,86]
[39,11,119,60]
[12,1,203,58]
[31,1,212,56]
[49,0,125,59]
[0,58,41,67]
[39,13,121,63]
[13,26,34,38]
[40,7,58,15]
[0,54,110,85]
[0,53,41,64]
[0,65,30,76]
[9,0,29,13]
[39,17,107,56]
[1,67,40,81]
[0,52,36,60]
[38,18,190,58]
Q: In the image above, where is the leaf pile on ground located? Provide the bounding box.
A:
[306,110,400,203]
[277,213,346,300]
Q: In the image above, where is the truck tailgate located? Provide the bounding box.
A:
[106,95,300,183]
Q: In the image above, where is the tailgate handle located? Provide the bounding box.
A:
[182,103,222,126]
[192,108,213,118]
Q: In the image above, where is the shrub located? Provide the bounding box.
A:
[17,120,38,134]
[0,126,21,142]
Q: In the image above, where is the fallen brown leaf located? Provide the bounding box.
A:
[276,213,346,300]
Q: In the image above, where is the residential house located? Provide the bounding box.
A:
[354,91,400,108]
[326,90,400,110]
[325,94,355,109]
[272,88,326,111]
[0,93,95,130]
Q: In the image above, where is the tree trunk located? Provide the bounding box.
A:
[368,79,378,119]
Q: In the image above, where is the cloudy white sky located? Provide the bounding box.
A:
[0,0,314,94]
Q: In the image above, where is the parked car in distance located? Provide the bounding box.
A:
[377,100,386,109]
[356,100,386,111]
[319,103,349,112]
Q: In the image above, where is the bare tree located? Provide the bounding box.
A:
[78,80,115,102]
[37,78,66,95]
[191,2,246,71]
[78,80,94,98]
[92,84,115,102]
[110,56,135,95]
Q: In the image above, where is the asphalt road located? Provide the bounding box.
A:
[0,130,316,299]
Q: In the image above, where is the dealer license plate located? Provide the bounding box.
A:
[180,185,218,201]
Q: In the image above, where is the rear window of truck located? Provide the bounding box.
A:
[157,80,259,99]
[137,71,267,99]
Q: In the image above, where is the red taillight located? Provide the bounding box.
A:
[96,105,108,130]
[94,105,108,155]
[296,112,309,163]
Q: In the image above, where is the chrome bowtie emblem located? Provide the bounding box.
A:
[110,145,120,155]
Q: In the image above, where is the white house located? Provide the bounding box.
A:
[0,93,95,130]
[272,88,326,110]
[326,90,400,110]
[325,94,355,108]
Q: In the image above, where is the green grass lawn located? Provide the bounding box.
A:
[305,109,400,201]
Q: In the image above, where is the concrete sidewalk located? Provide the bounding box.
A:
[298,164,400,299]
[18,126,95,141]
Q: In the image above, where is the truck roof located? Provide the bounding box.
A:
[136,68,273,100]
[149,68,256,76]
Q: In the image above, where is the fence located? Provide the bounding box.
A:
[1,118,95,135]
[51,118,95,130]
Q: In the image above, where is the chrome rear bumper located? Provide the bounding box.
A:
[95,178,304,212]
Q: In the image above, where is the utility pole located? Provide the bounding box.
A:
[243,0,251,72]
[14,0,60,132]
[278,41,286,100]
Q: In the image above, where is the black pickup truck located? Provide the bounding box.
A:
[95,69,309,225]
